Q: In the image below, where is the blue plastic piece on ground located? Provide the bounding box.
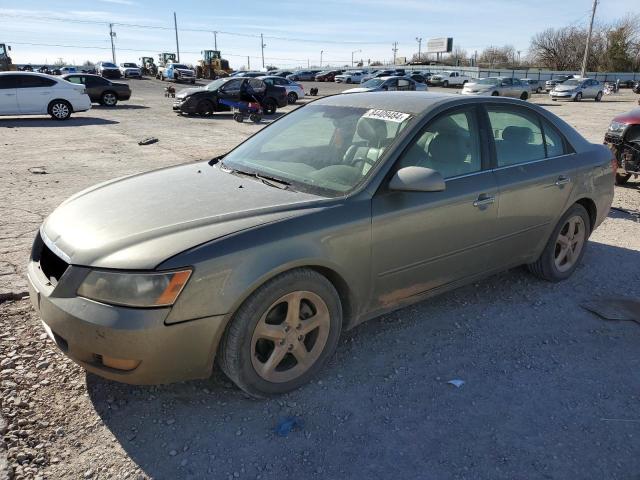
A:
[274,416,303,437]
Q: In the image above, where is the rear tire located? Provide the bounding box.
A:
[520,91,529,100]
[595,91,603,102]
[263,98,277,115]
[527,204,590,282]
[615,173,631,185]
[443,80,449,87]
[48,100,72,120]
[287,92,298,104]
[101,91,118,107]
[491,91,499,96]
[218,269,342,397]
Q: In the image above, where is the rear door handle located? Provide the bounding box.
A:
[473,194,495,208]
[554,175,571,186]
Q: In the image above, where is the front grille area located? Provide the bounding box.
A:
[32,232,69,285]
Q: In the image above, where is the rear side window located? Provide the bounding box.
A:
[488,106,569,165]
[487,107,545,166]
[66,76,84,85]
[15,75,56,88]
[0,76,18,89]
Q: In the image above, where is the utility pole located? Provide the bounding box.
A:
[416,37,422,62]
[109,23,116,64]
[320,50,323,67]
[173,12,180,62]
[392,42,398,65]
[581,0,598,77]
[213,31,218,51]
[351,49,361,67]
[247,56,250,70]
[260,33,266,69]
[517,50,521,66]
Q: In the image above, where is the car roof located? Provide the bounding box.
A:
[0,71,58,79]
[314,91,457,114]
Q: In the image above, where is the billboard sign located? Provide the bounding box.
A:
[426,38,453,54]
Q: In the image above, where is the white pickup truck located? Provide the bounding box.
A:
[429,71,472,87]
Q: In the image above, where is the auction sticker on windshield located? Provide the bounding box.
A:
[362,109,411,123]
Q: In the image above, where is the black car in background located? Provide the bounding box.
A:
[62,73,131,106]
[173,77,287,116]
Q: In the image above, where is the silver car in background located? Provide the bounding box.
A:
[550,78,603,102]
[258,75,305,104]
[461,77,530,100]
[342,76,424,93]
[521,78,544,94]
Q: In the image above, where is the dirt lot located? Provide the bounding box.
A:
[1,79,639,480]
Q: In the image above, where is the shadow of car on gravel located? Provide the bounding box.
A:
[85,236,640,479]
[0,117,119,127]
[92,105,150,110]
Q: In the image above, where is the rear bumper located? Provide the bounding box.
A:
[71,96,92,112]
[27,261,227,385]
[118,91,132,101]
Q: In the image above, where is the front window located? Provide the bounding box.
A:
[222,104,413,196]
[103,62,117,68]
[206,78,229,91]
[477,78,499,85]
[122,63,137,68]
[562,79,581,87]
[172,64,189,69]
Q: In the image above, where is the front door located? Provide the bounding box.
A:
[484,104,577,267]
[0,75,18,114]
[371,105,499,310]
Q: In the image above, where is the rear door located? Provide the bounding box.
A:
[371,104,499,309]
[0,75,18,114]
[84,76,110,101]
[397,78,413,91]
[16,75,57,114]
[484,103,577,267]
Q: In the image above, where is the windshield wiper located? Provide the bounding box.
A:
[220,162,292,190]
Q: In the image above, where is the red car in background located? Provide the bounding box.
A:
[314,70,343,82]
[604,107,640,185]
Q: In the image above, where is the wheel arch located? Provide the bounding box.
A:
[574,197,597,233]
[47,98,74,113]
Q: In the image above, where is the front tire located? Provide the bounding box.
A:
[218,269,342,397]
[615,173,631,185]
[48,100,72,120]
[196,99,214,116]
[528,204,590,282]
[595,91,603,102]
[574,92,582,102]
[443,80,449,87]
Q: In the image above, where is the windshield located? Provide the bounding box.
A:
[562,79,581,86]
[222,104,413,196]
[123,63,136,67]
[206,78,228,91]
[476,78,499,85]
[103,63,117,68]
[172,64,189,69]
[361,78,385,88]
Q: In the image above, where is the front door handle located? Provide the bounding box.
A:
[473,194,495,208]
[554,175,571,186]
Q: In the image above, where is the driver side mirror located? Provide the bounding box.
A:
[389,167,445,192]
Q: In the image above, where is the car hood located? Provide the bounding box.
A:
[464,82,493,90]
[612,108,640,125]
[41,162,324,269]
[177,87,206,98]
[554,84,577,92]
[102,66,120,71]
[175,68,194,74]
[343,87,375,93]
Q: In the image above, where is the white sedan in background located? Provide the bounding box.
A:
[0,72,91,120]
[119,62,142,78]
[335,71,365,84]
[258,76,305,104]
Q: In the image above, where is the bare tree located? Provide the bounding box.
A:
[478,45,516,67]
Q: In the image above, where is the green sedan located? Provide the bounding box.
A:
[28,92,614,396]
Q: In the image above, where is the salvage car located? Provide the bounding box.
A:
[62,73,131,106]
[545,74,574,92]
[550,78,603,102]
[0,72,91,120]
[258,75,305,104]
[334,71,365,83]
[96,61,121,79]
[604,108,640,184]
[521,78,544,94]
[119,62,142,78]
[343,76,420,93]
[461,77,530,100]
[173,76,286,115]
[315,70,343,82]
[28,92,614,396]
[160,63,196,84]
[286,70,321,81]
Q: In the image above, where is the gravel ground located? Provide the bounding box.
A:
[1,79,639,479]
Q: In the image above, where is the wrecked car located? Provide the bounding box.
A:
[28,92,613,397]
[604,108,640,185]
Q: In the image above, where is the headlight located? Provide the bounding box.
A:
[77,269,191,308]
[608,121,627,134]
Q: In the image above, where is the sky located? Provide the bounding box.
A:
[0,0,637,69]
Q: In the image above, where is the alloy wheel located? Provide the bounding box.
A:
[251,291,331,383]
[554,215,586,272]
[103,93,117,106]
[51,103,70,119]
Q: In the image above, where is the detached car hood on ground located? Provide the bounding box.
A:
[42,163,322,270]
